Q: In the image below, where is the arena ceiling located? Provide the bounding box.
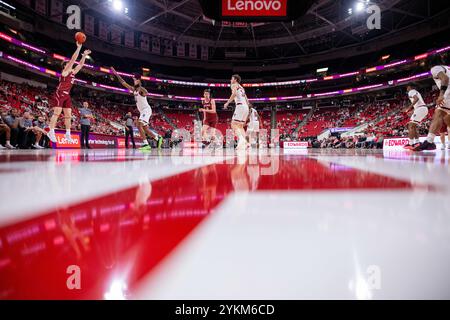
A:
[81,0,449,60]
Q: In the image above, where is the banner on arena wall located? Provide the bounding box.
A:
[164,39,173,56]
[201,46,209,60]
[330,127,354,133]
[383,137,449,150]
[151,37,160,54]
[221,0,288,17]
[189,43,197,59]
[16,0,31,6]
[35,0,47,16]
[283,141,308,149]
[109,25,123,45]
[140,34,150,51]
[52,132,81,149]
[233,22,247,27]
[99,21,108,41]
[88,133,117,149]
[50,0,63,23]
[124,30,134,48]
[176,42,185,57]
[84,14,95,36]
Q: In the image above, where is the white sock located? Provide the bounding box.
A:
[66,129,71,135]
[49,128,55,134]
[6,140,10,145]
[409,138,414,145]
[426,133,435,143]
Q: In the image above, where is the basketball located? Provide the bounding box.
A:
[75,32,86,44]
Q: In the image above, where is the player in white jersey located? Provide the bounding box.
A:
[414,59,450,151]
[111,67,162,150]
[246,107,261,148]
[224,74,250,150]
[403,84,428,150]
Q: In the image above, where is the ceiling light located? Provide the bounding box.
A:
[112,0,123,12]
[355,2,365,12]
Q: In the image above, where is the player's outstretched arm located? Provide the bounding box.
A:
[224,85,237,109]
[111,67,134,91]
[73,50,91,75]
[63,42,82,76]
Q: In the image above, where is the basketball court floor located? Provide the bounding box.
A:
[0,148,449,299]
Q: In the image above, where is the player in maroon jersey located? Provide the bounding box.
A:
[47,42,91,143]
[199,89,219,146]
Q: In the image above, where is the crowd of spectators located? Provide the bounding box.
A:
[302,87,439,149]
[309,132,384,149]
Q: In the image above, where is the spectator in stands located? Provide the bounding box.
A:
[374,133,384,149]
[0,110,15,149]
[346,137,357,149]
[311,138,321,148]
[32,116,48,148]
[356,134,367,148]
[79,101,94,149]
[124,112,136,149]
[19,111,44,149]
[4,108,20,147]
[331,137,341,148]
[365,133,375,148]
[18,111,32,148]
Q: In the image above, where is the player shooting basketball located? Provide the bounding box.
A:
[48,42,91,143]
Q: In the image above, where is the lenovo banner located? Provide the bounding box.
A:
[52,132,81,149]
[222,0,287,17]
[201,0,315,21]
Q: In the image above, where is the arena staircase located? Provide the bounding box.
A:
[159,109,178,129]
[293,105,317,134]
[341,106,401,138]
